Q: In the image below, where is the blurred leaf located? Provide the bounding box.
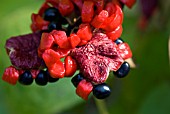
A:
[1,78,82,114]
[137,82,170,114]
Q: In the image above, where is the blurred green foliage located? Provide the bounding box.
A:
[0,0,170,114]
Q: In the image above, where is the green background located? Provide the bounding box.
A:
[0,0,170,114]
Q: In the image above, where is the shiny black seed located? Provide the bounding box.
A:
[46,70,59,83]
[35,70,48,86]
[43,7,62,22]
[48,21,62,31]
[93,83,111,99]
[114,38,124,44]
[71,73,84,87]
[113,62,130,78]
[19,71,33,85]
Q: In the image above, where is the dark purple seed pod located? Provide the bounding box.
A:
[5,32,45,69]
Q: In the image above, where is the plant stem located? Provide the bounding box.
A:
[94,98,109,114]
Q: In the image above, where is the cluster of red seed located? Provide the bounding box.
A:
[34,0,125,79]
[2,0,136,100]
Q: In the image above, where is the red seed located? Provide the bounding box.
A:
[64,56,77,77]
[91,10,109,28]
[101,5,123,32]
[42,49,60,67]
[53,48,70,58]
[117,43,133,60]
[105,2,116,16]
[106,25,123,41]
[2,66,19,85]
[39,32,54,54]
[77,24,92,41]
[76,79,93,100]
[42,48,66,78]
[58,0,74,16]
[30,23,38,33]
[31,14,49,32]
[81,1,94,23]
[48,61,65,78]
[51,30,71,49]
[68,33,81,48]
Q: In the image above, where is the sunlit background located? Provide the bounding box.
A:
[0,0,170,114]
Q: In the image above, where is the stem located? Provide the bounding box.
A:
[94,98,109,114]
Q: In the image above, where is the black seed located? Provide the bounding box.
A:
[114,38,124,45]
[48,21,62,31]
[93,83,111,99]
[35,70,48,86]
[113,62,130,78]
[71,73,84,87]
[46,70,59,83]
[43,7,62,22]
[19,71,33,85]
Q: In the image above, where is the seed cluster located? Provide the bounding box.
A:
[2,0,136,100]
